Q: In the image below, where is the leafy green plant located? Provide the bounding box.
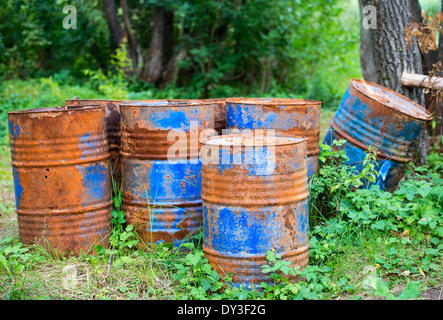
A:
[172,242,227,299]
[373,278,422,300]
[260,250,355,300]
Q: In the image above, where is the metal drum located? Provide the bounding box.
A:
[200,132,309,287]
[65,99,124,187]
[120,100,215,246]
[323,79,433,191]
[225,98,321,179]
[8,106,112,256]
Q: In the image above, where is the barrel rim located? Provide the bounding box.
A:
[225,97,322,106]
[65,99,126,104]
[204,97,243,102]
[200,133,308,147]
[7,105,105,115]
[350,78,433,121]
[119,99,214,108]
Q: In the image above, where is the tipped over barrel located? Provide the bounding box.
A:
[8,106,112,256]
[120,100,215,246]
[200,132,309,287]
[323,79,433,191]
[226,98,321,179]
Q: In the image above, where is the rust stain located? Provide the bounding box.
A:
[120,100,214,247]
[330,79,433,162]
[65,99,125,186]
[200,132,310,286]
[8,105,112,256]
[225,98,321,177]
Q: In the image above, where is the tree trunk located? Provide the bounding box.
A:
[359,0,377,83]
[361,0,429,165]
[102,0,124,45]
[409,0,443,150]
[120,0,143,75]
[140,7,174,85]
[370,0,425,106]
[160,47,187,88]
[102,0,142,76]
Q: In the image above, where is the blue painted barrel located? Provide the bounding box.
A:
[8,106,112,256]
[200,133,309,287]
[225,98,321,179]
[323,79,433,191]
[120,100,215,246]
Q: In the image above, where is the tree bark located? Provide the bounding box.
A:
[360,0,429,165]
[359,0,377,83]
[371,0,425,106]
[433,0,443,147]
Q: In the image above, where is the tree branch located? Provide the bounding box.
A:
[401,72,443,89]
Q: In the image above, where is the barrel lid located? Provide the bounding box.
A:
[7,105,104,115]
[350,79,433,121]
[200,133,308,147]
[225,97,321,106]
[120,99,214,107]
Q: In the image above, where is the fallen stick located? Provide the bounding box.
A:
[401,72,443,89]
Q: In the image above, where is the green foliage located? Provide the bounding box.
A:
[260,250,355,300]
[0,0,110,79]
[0,0,360,104]
[172,242,228,299]
[373,278,422,300]
[0,237,47,299]
[309,140,379,227]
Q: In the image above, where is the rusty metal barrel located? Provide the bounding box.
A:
[225,98,321,179]
[8,106,112,255]
[200,132,309,287]
[120,100,215,246]
[65,99,124,186]
[323,79,433,191]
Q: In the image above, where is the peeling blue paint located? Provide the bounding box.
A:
[124,159,202,204]
[204,199,308,257]
[77,162,109,206]
[8,120,22,139]
[216,146,276,176]
[333,87,426,160]
[12,167,23,209]
[79,131,94,159]
[149,109,190,130]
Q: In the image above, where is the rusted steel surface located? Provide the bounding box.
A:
[65,99,124,186]
[204,98,242,135]
[120,100,215,246]
[200,133,309,287]
[323,79,433,191]
[225,98,321,179]
[8,106,112,256]
[207,99,226,135]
